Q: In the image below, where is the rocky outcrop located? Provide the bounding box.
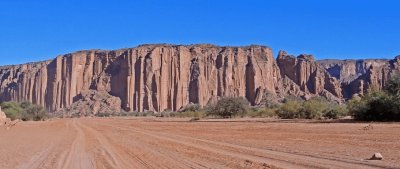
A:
[0,106,9,126]
[0,44,398,114]
[59,90,121,117]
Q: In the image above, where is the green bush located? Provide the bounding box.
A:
[180,104,201,112]
[301,98,328,119]
[1,102,23,120]
[0,101,47,121]
[260,91,280,108]
[247,107,277,118]
[324,104,348,119]
[348,91,400,121]
[20,102,47,121]
[385,75,400,97]
[157,109,174,117]
[347,75,400,121]
[206,97,249,118]
[277,98,348,119]
[95,112,112,117]
[119,111,142,117]
[276,100,303,119]
[174,111,205,118]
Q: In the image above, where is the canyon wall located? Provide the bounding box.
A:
[0,44,398,113]
[0,44,281,112]
[318,56,400,98]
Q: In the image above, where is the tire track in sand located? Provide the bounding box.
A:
[18,143,56,169]
[59,119,94,169]
[76,119,140,169]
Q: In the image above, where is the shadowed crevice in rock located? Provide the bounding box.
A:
[189,58,200,104]
[245,56,256,104]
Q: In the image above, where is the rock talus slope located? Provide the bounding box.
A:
[0,44,398,113]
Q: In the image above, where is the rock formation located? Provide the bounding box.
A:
[0,106,9,126]
[59,90,121,117]
[318,57,400,98]
[0,106,6,119]
[0,44,398,114]
[277,51,342,102]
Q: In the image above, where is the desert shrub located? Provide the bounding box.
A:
[171,103,205,118]
[282,95,304,103]
[349,91,399,121]
[1,101,47,121]
[247,107,277,118]
[276,98,348,119]
[323,104,348,119]
[276,100,303,119]
[95,112,112,117]
[180,104,201,112]
[143,110,155,117]
[21,103,47,121]
[157,109,174,117]
[189,117,200,122]
[347,96,367,117]
[206,97,249,118]
[1,102,23,120]
[385,75,400,97]
[174,111,205,118]
[260,91,280,108]
[347,74,400,121]
[119,111,142,117]
[301,98,328,119]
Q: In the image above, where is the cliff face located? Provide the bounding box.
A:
[0,44,398,113]
[318,57,400,98]
[0,44,282,112]
[277,51,342,102]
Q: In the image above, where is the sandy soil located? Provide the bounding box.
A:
[0,117,399,169]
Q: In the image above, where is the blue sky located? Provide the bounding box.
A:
[0,0,399,65]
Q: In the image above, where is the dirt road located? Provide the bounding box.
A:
[0,118,399,169]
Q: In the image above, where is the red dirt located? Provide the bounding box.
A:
[0,117,399,169]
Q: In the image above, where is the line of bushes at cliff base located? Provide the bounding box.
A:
[1,101,48,121]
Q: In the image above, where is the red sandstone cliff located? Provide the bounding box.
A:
[0,44,281,112]
[0,44,398,113]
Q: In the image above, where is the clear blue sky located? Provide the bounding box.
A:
[0,0,399,65]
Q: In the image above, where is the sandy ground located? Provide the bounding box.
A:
[0,117,399,169]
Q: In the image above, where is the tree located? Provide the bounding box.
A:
[301,97,328,119]
[0,102,23,120]
[385,74,400,97]
[21,103,47,121]
[276,100,303,119]
[348,90,400,121]
[206,97,249,118]
[0,101,47,121]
